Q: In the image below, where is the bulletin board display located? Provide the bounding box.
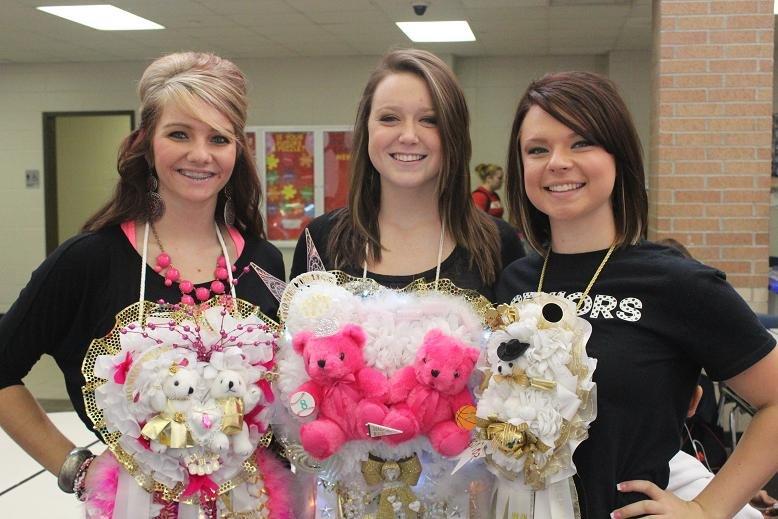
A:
[250,126,353,246]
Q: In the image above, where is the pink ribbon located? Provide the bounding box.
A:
[113,352,133,384]
[258,379,274,404]
[181,474,219,501]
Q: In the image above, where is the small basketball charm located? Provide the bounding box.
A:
[290,391,316,417]
[455,404,477,431]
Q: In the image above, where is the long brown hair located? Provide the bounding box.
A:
[82,52,265,238]
[328,49,501,283]
[505,71,647,254]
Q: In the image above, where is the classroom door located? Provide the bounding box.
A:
[43,111,134,253]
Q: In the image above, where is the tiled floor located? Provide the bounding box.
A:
[0,411,104,519]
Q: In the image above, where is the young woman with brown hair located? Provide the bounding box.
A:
[290,48,523,299]
[497,71,778,519]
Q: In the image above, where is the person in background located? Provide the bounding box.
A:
[471,162,505,218]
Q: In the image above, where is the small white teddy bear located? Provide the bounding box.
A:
[141,362,200,454]
[205,369,262,457]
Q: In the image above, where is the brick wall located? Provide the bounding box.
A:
[650,0,774,310]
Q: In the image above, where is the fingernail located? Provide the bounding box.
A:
[611,512,621,519]
[616,483,622,491]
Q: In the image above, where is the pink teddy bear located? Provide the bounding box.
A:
[292,323,389,460]
[383,329,480,457]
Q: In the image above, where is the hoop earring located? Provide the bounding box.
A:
[147,171,165,221]
[223,184,235,226]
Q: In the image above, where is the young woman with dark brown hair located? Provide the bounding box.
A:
[290,48,523,299]
[497,71,778,519]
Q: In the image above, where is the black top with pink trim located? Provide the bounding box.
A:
[0,225,284,435]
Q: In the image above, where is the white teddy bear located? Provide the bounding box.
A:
[204,369,262,457]
[140,362,201,454]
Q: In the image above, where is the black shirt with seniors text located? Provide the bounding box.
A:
[495,241,775,519]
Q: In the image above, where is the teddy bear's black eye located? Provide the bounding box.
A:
[454,372,460,378]
[174,381,179,386]
[509,362,513,368]
[339,352,345,361]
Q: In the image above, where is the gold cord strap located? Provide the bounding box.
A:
[537,242,616,312]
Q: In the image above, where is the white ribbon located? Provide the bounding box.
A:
[112,468,153,519]
[493,477,578,519]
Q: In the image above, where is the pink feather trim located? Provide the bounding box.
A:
[255,448,293,519]
[83,451,120,519]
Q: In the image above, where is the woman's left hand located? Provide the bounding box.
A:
[611,480,707,518]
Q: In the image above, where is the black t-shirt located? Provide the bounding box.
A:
[495,241,775,518]
[0,225,285,436]
[290,211,525,299]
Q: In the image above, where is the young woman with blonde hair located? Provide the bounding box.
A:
[0,52,284,513]
[471,162,505,218]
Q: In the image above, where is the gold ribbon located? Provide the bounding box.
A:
[360,454,423,519]
[485,304,518,330]
[477,416,551,490]
[477,417,550,459]
[140,402,195,448]
[218,396,245,435]
[492,369,557,392]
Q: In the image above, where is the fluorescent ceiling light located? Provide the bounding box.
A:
[396,21,476,42]
[37,5,164,30]
[775,0,778,14]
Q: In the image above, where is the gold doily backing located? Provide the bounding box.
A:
[81,296,280,504]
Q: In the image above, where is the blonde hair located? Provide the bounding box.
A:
[138,52,247,149]
[83,52,266,237]
[474,163,503,181]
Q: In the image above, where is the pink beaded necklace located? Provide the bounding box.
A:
[150,223,249,305]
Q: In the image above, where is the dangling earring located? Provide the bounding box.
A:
[223,184,235,226]
[147,171,165,221]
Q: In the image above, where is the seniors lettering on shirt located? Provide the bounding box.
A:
[513,292,642,322]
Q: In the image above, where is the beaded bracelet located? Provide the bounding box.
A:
[57,447,93,494]
[73,454,96,502]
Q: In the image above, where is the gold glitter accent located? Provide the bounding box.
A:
[81,296,279,504]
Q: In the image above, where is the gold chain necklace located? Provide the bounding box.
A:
[537,242,617,312]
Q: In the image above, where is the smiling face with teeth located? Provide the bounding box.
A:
[152,98,236,213]
[367,72,442,194]
[519,105,616,244]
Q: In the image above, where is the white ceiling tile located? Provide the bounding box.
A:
[0,0,652,61]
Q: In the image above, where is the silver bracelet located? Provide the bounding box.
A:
[57,447,93,493]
